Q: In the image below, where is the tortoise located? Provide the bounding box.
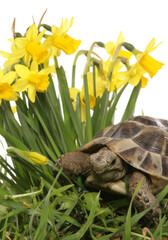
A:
[56,116,168,225]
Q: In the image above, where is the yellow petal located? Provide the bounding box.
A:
[15,38,27,48]
[15,64,30,78]
[141,75,148,88]
[116,32,124,45]
[69,88,81,100]
[28,85,36,103]
[26,24,38,40]
[0,68,4,80]
[0,83,13,99]
[13,78,29,92]
[24,151,48,165]
[0,50,10,58]
[139,54,164,78]
[25,41,48,64]
[30,60,38,73]
[36,29,46,43]
[52,35,81,55]
[105,41,115,55]
[2,71,17,84]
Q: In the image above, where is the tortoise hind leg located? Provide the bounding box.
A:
[56,152,90,179]
[128,171,161,226]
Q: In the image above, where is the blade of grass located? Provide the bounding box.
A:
[123,178,144,240]
[63,192,100,240]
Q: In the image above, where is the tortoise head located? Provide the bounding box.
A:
[89,147,127,182]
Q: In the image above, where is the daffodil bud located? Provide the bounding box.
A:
[123,42,135,52]
[7,147,48,165]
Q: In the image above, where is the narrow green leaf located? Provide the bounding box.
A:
[93,89,109,135]
[123,178,144,240]
[106,84,127,126]
[83,74,92,142]
[63,87,85,146]
[121,81,141,122]
[0,127,28,150]
[63,192,100,240]
[30,104,61,157]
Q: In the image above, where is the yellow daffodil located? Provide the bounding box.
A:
[69,77,97,122]
[0,68,18,104]
[102,60,127,91]
[13,61,53,103]
[43,17,81,58]
[23,151,48,165]
[134,38,164,78]
[105,32,132,60]
[2,24,48,67]
[7,147,48,165]
[116,63,148,89]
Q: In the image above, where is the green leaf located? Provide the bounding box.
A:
[63,87,85,146]
[92,89,109,135]
[0,127,28,150]
[121,81,141,122]
[63,192,100,240]
[83,74,92,142]
[106,84,127,126]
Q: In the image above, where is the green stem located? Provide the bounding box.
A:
[71,50,88,87]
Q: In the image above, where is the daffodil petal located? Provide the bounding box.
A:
[30,60,38,73]
[141,76,148,88]
[0,51,10,58]
[69,88,81,100]
[15,38,27,48]
[28,85,36,103]
[15,64,30,78]
[2,71,17,84]
[116,31,125,46]
[26,24,38,40]
[13,78,29,92]
[36,29,46,42]
[0,68,4,80]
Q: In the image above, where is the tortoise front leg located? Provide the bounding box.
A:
[56,152,90,179]
[128,171,161,226]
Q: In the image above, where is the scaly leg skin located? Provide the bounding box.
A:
[128,171,161,226]
[56,152,90,179]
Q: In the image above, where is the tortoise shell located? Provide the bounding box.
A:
[77,116,168,181]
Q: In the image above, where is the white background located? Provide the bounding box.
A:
[1,0,168,155]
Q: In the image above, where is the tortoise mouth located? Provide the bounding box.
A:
[91,168,126,182]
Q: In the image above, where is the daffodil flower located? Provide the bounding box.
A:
[13,61,53,102]
[102,60,127,91]
[7,147,48,165]
[116,63,148,89]
[0,68,18,104]
[43,17,81,58]
[133,38,164,78]
[2,24,48,67]
[69,77,97,122]
[105,32,132,60]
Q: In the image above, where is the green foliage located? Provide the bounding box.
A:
[0,22,167,239]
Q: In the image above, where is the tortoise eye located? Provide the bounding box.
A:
[111,159,116,165]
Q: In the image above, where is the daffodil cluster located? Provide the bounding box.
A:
[70,32,164,121]
[0,17,81,103]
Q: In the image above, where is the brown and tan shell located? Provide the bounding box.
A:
[77,116,168,182]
